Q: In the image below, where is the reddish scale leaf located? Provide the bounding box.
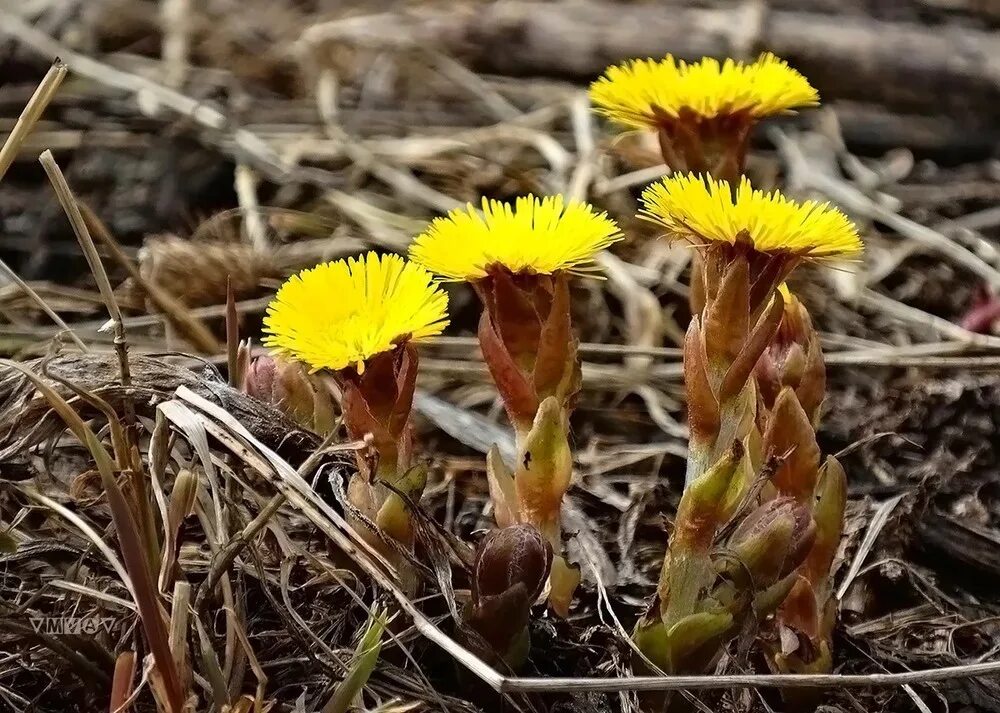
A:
[780,576,821,642]
[763,388,821,501]
[478,310,539,427]
[354,350,400,427]
[796,332,826,423]
[720,288,784,403]
[489,267,543,369]
[747,254,794,315]
[342,380,397,471]
[389,343,419,438]
[683,318,721,445]
[533,272,575,402]
[703,259,749,366]
[689,254,707,316]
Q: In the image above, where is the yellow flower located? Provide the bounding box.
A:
[590,53,818,131]
[640,173,862,260]
[263,252,449,372]
[409,195,623,281]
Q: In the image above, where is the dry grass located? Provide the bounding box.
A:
[2,1,1000,711]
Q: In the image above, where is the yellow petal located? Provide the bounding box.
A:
[640,173,863,260]
[262,252,449,372]
[590,52,819,131]
[408,194,622,281]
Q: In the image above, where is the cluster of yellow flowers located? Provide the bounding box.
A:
[266,53,855,373]
[266,179,857,373]
[259,53,862,678]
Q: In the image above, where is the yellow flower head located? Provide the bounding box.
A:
[640,173,863,260]
[263,252,449,373]
[408,195,623,281]
[590,53,818,131]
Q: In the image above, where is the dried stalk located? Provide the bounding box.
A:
[0,57,66,181]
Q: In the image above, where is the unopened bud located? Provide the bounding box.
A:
[473,524,553,605]
[464,525,553,667]
[728,497,816,586]
[243,355,335,435]
[757,288,825,422]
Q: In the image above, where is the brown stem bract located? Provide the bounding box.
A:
[475,269,581,431]
[476,268,582,615]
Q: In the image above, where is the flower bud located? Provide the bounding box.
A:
[726,497,816,587]
[756,288,825,423]
[242,355,335,435]
[464,525,553,667]
[473,524,553,604]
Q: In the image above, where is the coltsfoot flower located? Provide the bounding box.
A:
[641,173,862,261]
[590,53,817,180]
[263,252,448,577]
[590,53,818,131]
[263,251,448,373]
[411,196,622,616]
[408,195,622,281]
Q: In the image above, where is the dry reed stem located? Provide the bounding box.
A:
[3,361,187,712]
[0,57,66,181]
[0,12,289,177]
[0,257,89,351]
[775,126,1000,292]
[0,57,87,352]
[77,204,223,354]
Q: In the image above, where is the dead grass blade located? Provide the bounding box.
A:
[76,201,222,354]
[170,386,506,690]
[160,469,199,592]
[0,359,187,712]
[0,256,88,351]
[110,651,137,713]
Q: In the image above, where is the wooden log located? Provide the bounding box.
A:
[399,2,1000,119]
